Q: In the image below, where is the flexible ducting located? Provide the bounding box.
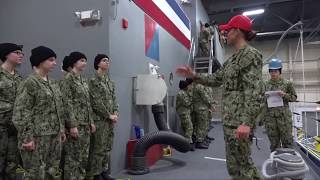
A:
[262,148,309,179]
[151,105,169,131]
[128,131,190,175]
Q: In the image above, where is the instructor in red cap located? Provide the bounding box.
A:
[176,15,264,179]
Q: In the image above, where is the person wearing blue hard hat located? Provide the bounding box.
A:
[269,58,283,70]
[263,58,297,152]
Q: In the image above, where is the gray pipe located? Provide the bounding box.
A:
[263,21,303,65]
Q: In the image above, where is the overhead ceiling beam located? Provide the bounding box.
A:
[267,8,294,27]
[207,0,301,16]
[304,22,320,43]
[265,8,302,31]
[257,28,314,36]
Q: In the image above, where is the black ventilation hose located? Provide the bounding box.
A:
[152,105,169,131]
[128,131,190,175]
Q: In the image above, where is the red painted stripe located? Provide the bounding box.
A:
[145,14,157,53]
[134,0,190,49]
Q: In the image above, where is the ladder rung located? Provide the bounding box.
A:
[195,61,209,64]
[195,63,209,67]
[195,64,209,68]
[195,67,209,70]
[195,57,210,61]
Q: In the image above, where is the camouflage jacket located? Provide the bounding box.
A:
[176,89,192,114]
[264,78,297,116]
[55,77,68,128]
[204,86,216,106]
[60,72,94,128]
[0,67,22,127]
[190,83,215,111]
[12,73,65,142]
[195,45,264,128]
[88,73,118,122]
[200,27,211,43]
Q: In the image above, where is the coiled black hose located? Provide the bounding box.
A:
[128,131,190,175]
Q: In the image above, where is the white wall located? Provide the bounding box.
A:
[225,38,320,102]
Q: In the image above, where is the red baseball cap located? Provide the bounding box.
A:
[219,15,253,32]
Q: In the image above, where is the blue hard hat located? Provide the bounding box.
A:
[269,58,282,70]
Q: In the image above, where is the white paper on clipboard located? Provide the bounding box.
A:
[265,91,284,108]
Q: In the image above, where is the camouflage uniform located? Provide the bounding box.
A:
[60,72,93,180]
[191,83,214,143]
[87,73,118,177]
[0,67,22,180]
[199,27,211,56]
[12,73,65,180]
[55,77,68,178]
[194,45,264,180]
[176,89,193,142]
[205,86,215,122]
[264,78,296,152]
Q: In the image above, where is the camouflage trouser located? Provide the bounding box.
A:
[199,40,209,56]
[19,134,62,180]
[0,113,20,180]
[265,110,293,152]
[87,120,114,176]
[223,126,261,180]
[64,126,90,180]
[177,111,193,143]
[207,110,213,133]
[193,109,209,142]
[59,139,66,179]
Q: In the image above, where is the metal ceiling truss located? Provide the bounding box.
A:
[207,0,302,16]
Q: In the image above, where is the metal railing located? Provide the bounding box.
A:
[187,37,196,66]
[191,27,216,74]
[208,33,214,74]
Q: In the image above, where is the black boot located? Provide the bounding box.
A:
[101,171,115,180]
[204,139,211,146]
[94,174,104,180]
[190,143,195,151]
[206,135,215,141]
[15,173,23,180]
[195,142,209,149]
[208,125,214,131]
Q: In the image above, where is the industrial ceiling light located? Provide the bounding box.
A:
[243,9,265,16]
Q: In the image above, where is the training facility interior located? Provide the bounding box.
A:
[1,0,320,179]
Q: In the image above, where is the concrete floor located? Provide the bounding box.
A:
[115,122,320,180]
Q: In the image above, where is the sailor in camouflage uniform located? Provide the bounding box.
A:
[199,22,212,56]
[87,54,118,180]
[177,15,264,180]
[204,86,216,143]
[264,59,297,152]
[60,52,96,180]
[12,46,66,180]
[176,80,193,148]
[189,80,215,149]
[0,43,23,180]
[57,55,72,178]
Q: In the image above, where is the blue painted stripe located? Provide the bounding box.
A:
[165,0,190,30]
[147,27,160,61]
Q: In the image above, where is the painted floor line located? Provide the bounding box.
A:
[204,156,227,162]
